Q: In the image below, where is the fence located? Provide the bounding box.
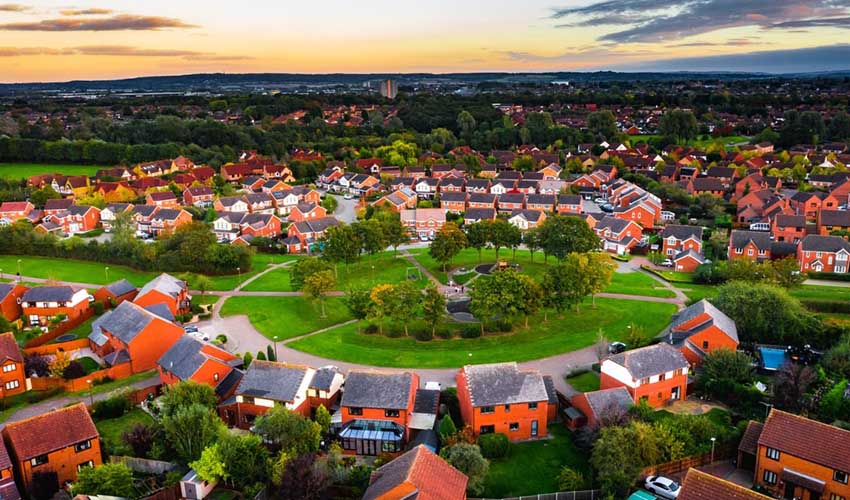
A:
[111,456,178,475]
[24,308,95,348]
[473,490,602,500]
[639,443,736,478]
[24,338,89,356]
[29,361,133,392]
[141,484,181,500]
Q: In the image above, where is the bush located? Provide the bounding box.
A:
[62,360,87,380]
[436,325,453,339]
[122,423,155,458]
[215,334,227,344]
[91,391,132,420]
[557,467,587,491]
[803,300,850,314]
[93,376,114,386]
[460,324,481,339]
[364,323,379,334]
[26,387,64,404]
[808,271,850,282]
[413,329,433,341]
[476,433,510,459]
[92,301,105,315]
[24,354,50,377]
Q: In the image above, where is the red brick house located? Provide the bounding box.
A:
[149,208,193,237]
[44,205,101,235]
[363,445,468,500]
[791,191,839,221]
[679,469,771,500]
[158,335,243,400]
[797,235,850,274]
[0,438,21,500]
[673,250,706,272]
[440,192,469,212]
[457,362,556,441]
[0,201,33,222]
[288,203,327,223]
[89,300,183,373]
[134,273,191,316]
[401,209,447,239]
[569,387,633,429]
[285,217,340,252]
[772,214,807,243]
[660,225,703,257]
[467,193,497,210]
[2,403,101,489]
[21,286,90,327]
[817,209,850,236]
[557,194,583,215]
[92,279,138,308]
[600,343,689,408]
[595,216,643,255]
[42,198,73,215]
[728,230,773,262]
[145,191,179,208]
[0,332,24,399]
[0,283,27,322]
[688,177,726,197]
[183,186,214,207]
[663,299,739,366]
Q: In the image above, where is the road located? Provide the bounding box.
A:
[326,192,359,223]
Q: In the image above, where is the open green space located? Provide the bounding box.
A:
[288,298,676,368]
[789,285,850,302]
[607,272,676,298]
[408,247,549,284]
[220,296,353,341]
[482,425,589,498]
[95,408,155,456]
[627,135,750,148]
[676,283,717,302]
[243,252,427,292]
[566,371,601,393]
[0,163,102,180]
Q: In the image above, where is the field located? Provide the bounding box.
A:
[0,163,103,180]
[607,272,676,298]
[628,135,750,148]
[220,296,353,340]
[288,298,676,368]
[95,408,156,456]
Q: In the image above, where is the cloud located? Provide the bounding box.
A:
[0,45,250,61]
[500,47,655,65]
[552,0,850,43]
[670,38,760,47]
[0,47,70,57]
[59,8,113,16]
[614,43,850,73]
[0,14,198,31]
[0,3,28,11]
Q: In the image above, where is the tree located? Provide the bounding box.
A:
[587,110,618,140]
[390,281,420,336]
[321,195,338,214]
[49,350,71,378]
[381,217,409,254]
[542,254,592,314]
[586,252,616,307]
[190,443,227,483]
[538,215,599,260]
[768,257,807,288]
[422,283,447,336]
[73,463,135,498]
[303,270,336,318]
[315,404,331,434]
[355,219,387,256]
[702,348,754,386]
[524,226,541,262]
[343,288,372,333]
[369,284,395,334]
[557,467,587,491]
[440,443,489,496]
[438,415,457,444]
[277,453,329,500]
[488,219,517,261]
[469,268,529,332]
[660,109,698,143]
[290,256,333,290]
[161,404,225,464]
[774,363,817,412]
[194,274,213,297]
[160,380,217,417]
[253,405,322,455]
[457,111,477,137]
[464,222,491,262]
[823,335,850,379]
[516,273,544,328]
[218,433,270,490]
[323,224,361,272]
[429,222,468,271]
[122,423,155,458]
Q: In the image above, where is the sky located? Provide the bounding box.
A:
[1,0,850,82]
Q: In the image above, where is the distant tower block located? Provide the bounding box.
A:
[380,79,398,99]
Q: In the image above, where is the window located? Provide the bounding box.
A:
[480,425,495,434]
[242,396,255,405]
[703,340,709,349]
[763,470,777,485]
[835,470,849,484]
[748,249,754,256]
[509,422,519,431]
[831,494,846,500]
[639,377,650,385]
[348,407,363,416]
[531,420,538,437]
[658,373,666,382]
[766,447,780,460]
[77,461,94,472]
[481,406,495,414]
[30,455,48,467]
[74,440,91,452]
[504,404,511,412]
[2,363,15,373]
[528,402,538,410]
[384,409,400,418]
[5,380,19,390]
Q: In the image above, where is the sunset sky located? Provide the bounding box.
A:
[2,0,850,82]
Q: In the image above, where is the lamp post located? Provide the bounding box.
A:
[710,437,717,463]
[86,379,94,407]
[237,267,242,287]
[105,267,110,282]
[273,335,278,360]
[16,259,22,281]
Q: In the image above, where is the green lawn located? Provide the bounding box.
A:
[0,163,103,180]
[790,285,850,302]
[76,356,102,373]
[95,408,155,456]
[85,370,157,395]
[627,135,749,149]
[566,371,600,393]
[676,283,718,302]
[408,247,549,284]
[289,298,676,368]
[606,272,676,298]
[220,296,353,341]
[243,252,427,292]
[483,425,589,498]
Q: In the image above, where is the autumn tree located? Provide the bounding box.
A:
[303,270,336,318]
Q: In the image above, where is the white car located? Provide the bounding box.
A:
[645,476,680,499]
[343,193,354,200]
[661,259,674,267]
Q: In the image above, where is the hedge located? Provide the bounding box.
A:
[802,299,850,314]
[807,272,850,282]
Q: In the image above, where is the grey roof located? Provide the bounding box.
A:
[583,387,634,418]
[103,349,130,366]
[104,279,137,297]
[673,249,705,264]
[413,389,440,415]
[691,177,725,191]
[151,208,183,221]
[543,375,558,404]
[89,300,157,345]
[468,192,496,204]
[0,283,14,301]
[464,208,496,221]
[294,216,339,233]
[341,371,414,410]
[729,230,772,250]
[215,368,243,397]
[607,343,689,380]
[439,191,468,202]
[157,335,207,380]
[137,273,185,300]
[236,361,309,403]
[309,366,341,391]
[800,234,850,253]
[661,224,703,241]
[774,214,806,228]
[818,209,850,227]
[526,194,556,205]
[666,299,738,346]
[558,194,582,205]
[498,193,525,204]
[144,303,174,321]
[461,362,549,407]
[21,286,79,303]
[510,209,543,222]
[596,215,633,233]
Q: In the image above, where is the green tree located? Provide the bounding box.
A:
[72,463,134,498]
[541,254,590,315]
[488,219,517,261]
[660,109,698,143]
[323,224,362,273]
[315,404,332,434]
[190,443,227,483]
[290,256,333,290]
[193,274,213,298]
[355,219,387,256]
[30,187,61,208]
[823,335,850,379]
[390,280,420,336]
[303,269,336,318]
[253,405,322,455]
[160,380,217,417]
[516,273,544,328]
[524,226,541,262]
[587,110,618,140]
[712,281,816,345]
[343,288,372,333]
[321,195,338,214]
[381,216,409,254]
[422,283,447,336]
[586,252,616,307]
[464,222,491,262]
[469,268,528,332]
[429,222,468,271]
[457,111,477,137]
[557,467,587,491]
[161,404,225,464]
[218,433,270,490]
[369,283,395,335]
[440,443,489,496]
[438,415,457,444]
[538,215,599,260]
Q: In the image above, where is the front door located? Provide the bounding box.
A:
[671,386,681,401]
[531,420,538,437]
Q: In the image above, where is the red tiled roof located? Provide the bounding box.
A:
[759,409,850,472]
[364,445,468,500]
[4,403,98,460]
[0,332,22,364]
[0,201,30,212]
[737,421,764,456]
[679,469,770,500]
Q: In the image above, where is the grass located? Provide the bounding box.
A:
[606,272,676,298]
[408,247,549,284]
[649,269,696,283]
[0,163,103,180]
[482,425,589,498]
[676,283,717,302]
[0,391,38,422]
[220,296,353,341]
[450,271,476,285]
[289,298,676,368]
[84,370,157,395]
[790,285,850,302]
[95,408,155,456]
[566,371,600,393]
[627,135,750,148]
[243,252,427,292]
[193,294,221,306]
[76,356,102,373]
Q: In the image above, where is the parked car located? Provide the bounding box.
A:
[184,325,198,334]
[661,259,673,267]
[645,476,680,499]
[343,193,354,200]
[594,197,607,204]
[600,203,614,213]
[608,341,627,354]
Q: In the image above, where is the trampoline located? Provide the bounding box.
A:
[759,347,787,371]
[54,333,76,343]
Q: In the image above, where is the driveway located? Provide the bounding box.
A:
[328,193,359,223]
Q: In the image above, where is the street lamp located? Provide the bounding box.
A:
[273,336,279,360]
[16,259,21,280]
[237,267,242,286]
[86,379,94,407]
[710,437,717,463]
[105,267,110,281]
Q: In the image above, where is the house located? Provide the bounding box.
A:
[339,370,420,455]
[467,193,497,209]
[679,469,770,500]
[465,179,491,194]
[2,403,101,488]
[89,300,184,373]
[439,177,466,193]
[663,299,739,366]
[557,194,583,215]
[772,214,807,243]
[401,209,447,240]
[131,205,158,235]
[21,286,89,327]
[286,217,340,252]
[214,196,249,213]
[362,445,468,500]
[100,203,133,231]
[183,187,214,207]
[508,209,546,230]
[791,192,838,221]
[440,192,469,212]
[673,250,705,272]
[456,362,556,441]
[47,205,101,235]
[288,203,327,223]
[317,166,344,189]
[0,332,24,399]
[0,283,27,322]
[42,198,73,215]
[660,225,703,257]
[497,193,525,213]
[149,208,193,237]
[817,209,850,236]
[749,409,850,500]
[728,230,773,262]
[92,279,138,307]
[158,335,242,400]
[600,343,689,408]
[238,213,282,239]
[145,191,179,208]
[594,216,643,255]
[0,201,33,222]
[243,192,275,214]
[526,194,556,212]
[463,208,496,225]
[134,273,191,316]
[568,387,633,429]
[538,163,563,180]
[213,212,245,242]
[95,182,136,203]
[688,177,726,197]
[0,438,21,500]
[798,235,850,274]
[414,177,440,199]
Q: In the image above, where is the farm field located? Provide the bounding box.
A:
[0,163,103,180]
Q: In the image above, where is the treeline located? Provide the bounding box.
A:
[0,220,252,276]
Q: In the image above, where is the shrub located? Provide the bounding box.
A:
[413,329,433,341]
[476,433,509,459]
[803,300,850,314]
[122,423,155,458]
[460,324,481,339]
[26,387,64,404]
[557,467,587,491]
[91,391,132,420]
[438,415,457,443]
[93,376,113,386]
[436,325,453,339]
[92,301,105,315]
[364,323,379,334]
[215,334,227,344]
[24,354,50,377]
[62,360,87,380]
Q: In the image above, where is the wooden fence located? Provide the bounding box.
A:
[640,443,736,478]
[141,484,181,500]
[24,338,89,356]
[24,308,95,348]
[111,456,178,475]
[473,490,602,500]
[29,361,133,392]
